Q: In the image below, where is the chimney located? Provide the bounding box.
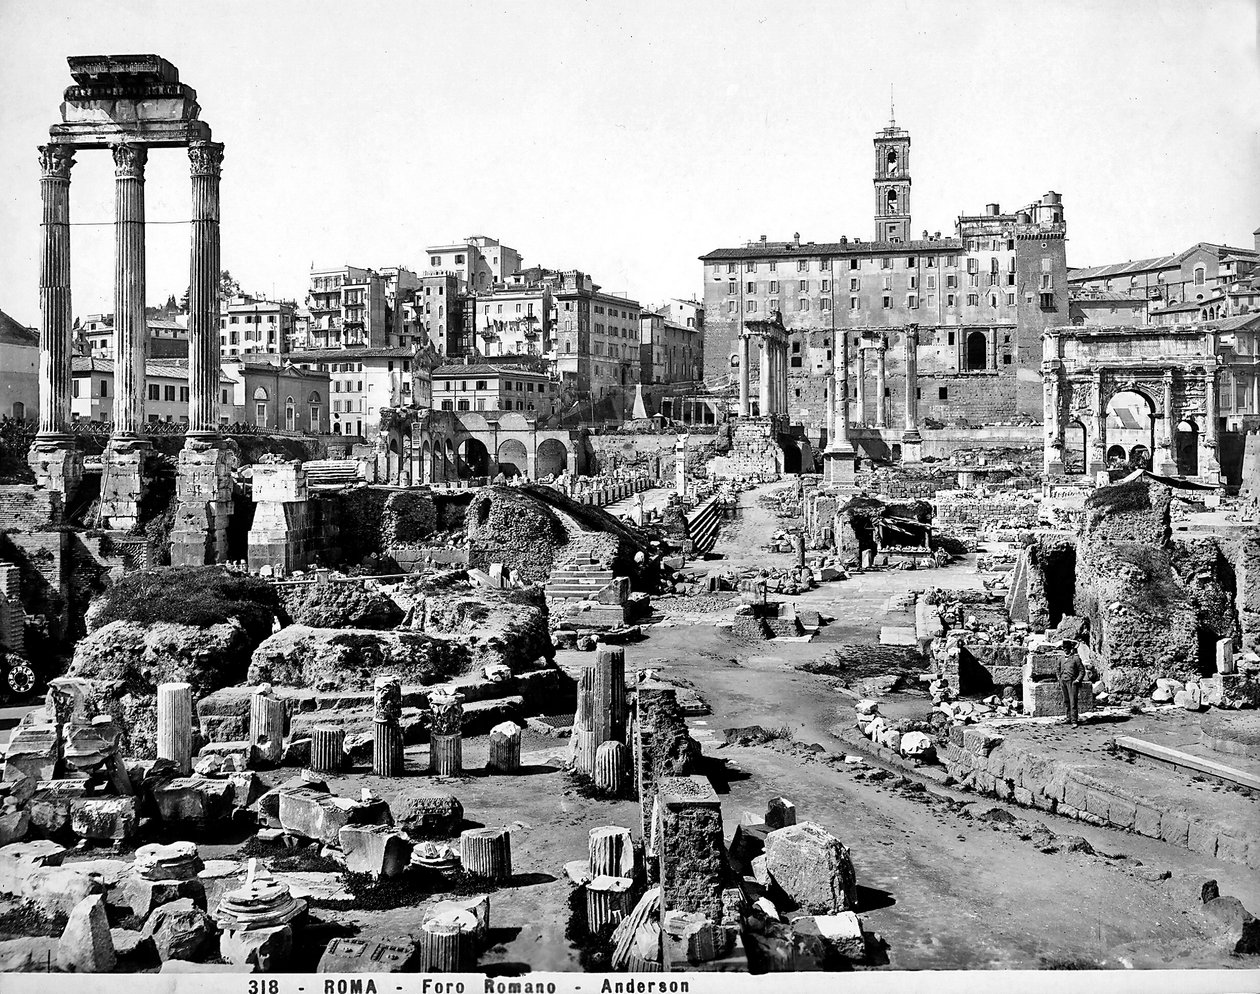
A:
[793,232,801,248]
[760,234,767,246]
[986,203,1000,216]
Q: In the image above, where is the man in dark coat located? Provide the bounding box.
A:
[1057,651,1087,725]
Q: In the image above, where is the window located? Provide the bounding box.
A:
[880,257,892,270]
[850,296,860,310]
[938,387,948,400]
[948,331,955,345]
[727,301,736,313]
[727,282,736,295]
[820,259,831,270]
[1003,354,1013,365]
[969,273,979,287]
[850,259,859,270]
[745,261,755,272]
[909,276,918,290]
[906,256,916,267]
[850,278,860,292]
[1194,266,1205,286]
[946,274,957,288]
[1006,293,1016,305]
[163,385,176,402]
[967,293,979,306]
[727,263,736,274]
[768,298,779,311]
[746,281,756,293]
[965,331,988,370]
[820,298,832,310]
[148,384,161,401]
[821,279,830,292]
[769,280,779,293]
[797,260,808,272]
[882,294,891,309]
[908,295,918,309]
[798,280,808,292]
[768,261,777,273]
[1039,292,1056,310]
[179,386,189,402]
[947,294,956,307]
[926,274,936,289]
[882,276,892,291]
[798,298,809,311]
[746,300,757,312]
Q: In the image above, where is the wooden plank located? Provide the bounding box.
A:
[1115,735,1260,791]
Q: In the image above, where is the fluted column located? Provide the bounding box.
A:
[779,340,788,416]
[112,143,148,438]
[188,142,224,436]
[903,327,920,437]
[825,373,835,444]
[1202,365,1221,483]
[874,343,887,427]
[738,335,750,416]
[37,145,75,439]
[758,337,770,416]
[854,348,866,426]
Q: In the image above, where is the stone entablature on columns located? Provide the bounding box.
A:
[740,317,789,420]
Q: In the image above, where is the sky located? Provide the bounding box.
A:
[0,0,1257,326]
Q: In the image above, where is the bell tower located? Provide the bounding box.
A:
[874,104,911,243]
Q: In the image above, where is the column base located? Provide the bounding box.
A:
[1045,456,1066,478]
[27,436,83,498]
[170,440,237,565]
[900,429,923,464]
[822,446,859,484]
[100,438,152,531]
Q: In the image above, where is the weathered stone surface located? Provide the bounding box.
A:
[251,773,328,827]
[279,788,390,845]
[763,822,858,914]
[0,808,30,844]
[0,839,67,893]
[765,797,796,830]
[19,865,105,915]
[153,776,234,827]
[220,923,293,971]
[792,911,865,961]
[70,796,139,840]
[317,935,417,972]
[160,958,254,973]
[111,928,155,962]
[141,897,215,961]
[900,731,934,758]
[248,625,460,692]
[388,789,463,839]
[56,894,116,973]
[115,873,206,919]
[338,824,412,878]
[0,936,60,972]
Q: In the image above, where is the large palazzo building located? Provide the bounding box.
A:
[700,118,1068,451]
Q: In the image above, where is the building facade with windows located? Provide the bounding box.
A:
[400,273,465,354]
[219,357,330,433]
[471,278,553,358]
[305,266,389,349]
[640,301,704,385]
[700,118,1068,437]
[219,295,297,357]
[70,357,235,424]
[287,347,429,438]
[79,315,190,359]
[425,236,522,292]
[0,309,39,421]
[430,363,557,414]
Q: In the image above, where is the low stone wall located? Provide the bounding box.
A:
[939,724,1260,869]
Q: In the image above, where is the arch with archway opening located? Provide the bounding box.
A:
[965,330,988,371]
[536,438,569,478]
[496,438,529,478]
[1105,389,1155,470]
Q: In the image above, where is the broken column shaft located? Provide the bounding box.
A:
[156,682,193,775]
[372,675,403,777]
[428,691,463,776]
[309,726,344,774]
[460,827,512,881]
[592,646,627,746]
[487,721,521,773]
[249,688,286,767]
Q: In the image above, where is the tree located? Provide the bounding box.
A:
[181,269,242,310]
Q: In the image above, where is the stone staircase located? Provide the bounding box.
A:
[545,556,616,602]
[302,459,360,489]
[762,616,803,639]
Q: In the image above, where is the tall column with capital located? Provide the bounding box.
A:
[781,340,789,416]
[37,145,74,440]
[1086,371,1107,478]
[758,337,770,416]
[738,335,750,416]
[874,342,887,428]
[112,143,148,437]
[854,348,867,426]
[28,144,84,497]
[187,141,223,435]
[902,326,922,462]
[1201,365,1221,484]
[1157,371,1178,475]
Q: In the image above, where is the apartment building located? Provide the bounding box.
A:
[430,363,557,414]
[306,266,388,349]
[219,295,297,357]
[425,236,522,292]
[288,346,430,438]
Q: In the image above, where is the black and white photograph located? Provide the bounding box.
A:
[0,1,1257,990]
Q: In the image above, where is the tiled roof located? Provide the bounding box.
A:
[433,363,549,378]
[287,347,416,362]
[1067,256,1179,281]
[1205,313,1260,332]
[700,237,964,261]
[71,356,235,383]
[1070,292,1149,304]
[0,309,38,346]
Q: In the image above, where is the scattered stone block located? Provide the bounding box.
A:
[160,958,254,973]
[338,824,412,878]
[281,738,312,768]
[763,822,858,914]
[71,796,139,840]
[153,777,234,829]
[141,897,214,961]
[0,936,60,972]
[19,865,105,915]
[56,894,115,973]
[900,731,934,759]
[0,808,29,844]
[252,773,328,827]
[278,788,390,846]
[564,859,593,886]
[765,797,796,830]
[392,789,463,838]
[317,936,417,972]
[110,928,154,963]
[792,911,865,961]
[220,923,293,972]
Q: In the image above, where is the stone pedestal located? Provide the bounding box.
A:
[27,441,83,499]
[170,440,235,566]
[248,463,314,573]
[657,776,726,923]
[99,438,151,530]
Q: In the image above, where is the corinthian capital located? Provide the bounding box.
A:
[111,142,148,178]
[188,141,225,178]
[38,144,75,180]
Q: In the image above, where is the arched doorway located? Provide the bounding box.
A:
[1175,419,1199,476]
[1105,389,1155,471]
[1105,444,1128,467]
[1128,444,1151,470]
[497,438,529,478]
[422,440,432,483]
[457,438,489,479]
[965,331,987,371]
[387,431,402,483]
[444,440,456,481]
[285,396,296,431]
[1064,420,1087,475]
[308,391,322,432]
[536,438,569,478]
[253,386,269,427]
[11,402,24,419]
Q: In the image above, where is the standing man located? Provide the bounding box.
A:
[1057,649,1087,726]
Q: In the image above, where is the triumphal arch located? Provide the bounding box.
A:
[27,55,232,562]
